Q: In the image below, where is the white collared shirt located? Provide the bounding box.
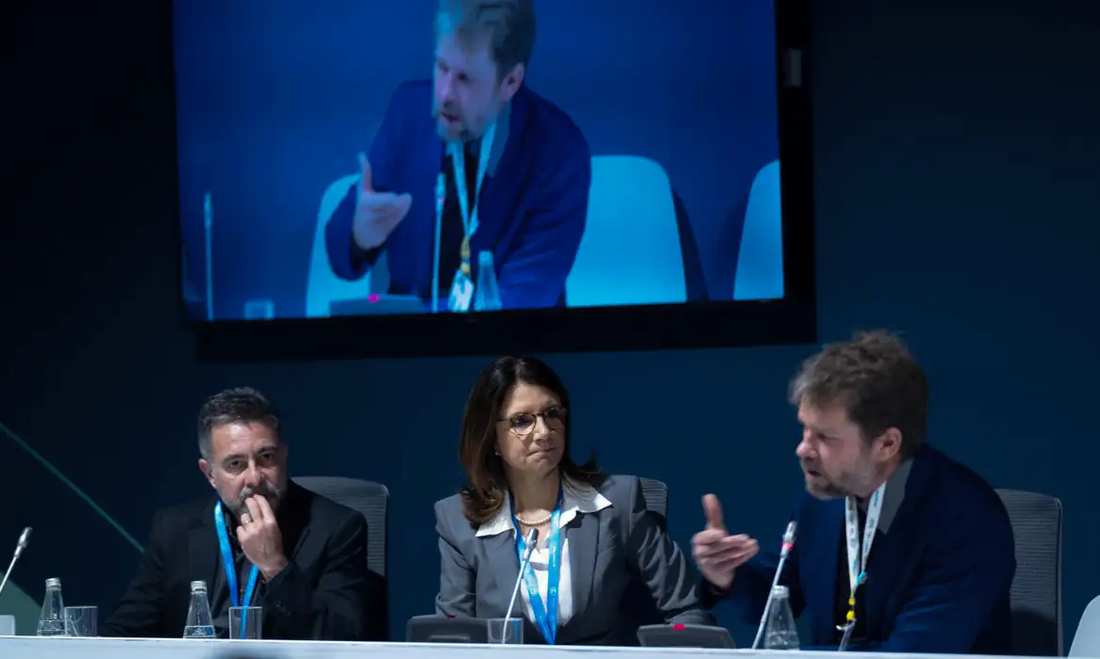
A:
[475,477,612,626]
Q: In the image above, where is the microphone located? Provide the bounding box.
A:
[501,528,538,644]
[0,528,32,600]
[750,521,797,649]
[203,192,215,321]
[431,173,445,313]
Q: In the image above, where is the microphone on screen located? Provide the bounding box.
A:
[501,527,539,644]
[0,528,33,600]
[750,521,798,649]
[203,192,215,321]
[431,173,446,313]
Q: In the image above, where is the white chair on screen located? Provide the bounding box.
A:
[733,159,783,300]
[1069,596,1100,656]
[566,155,686,307]
[306,174,372,318]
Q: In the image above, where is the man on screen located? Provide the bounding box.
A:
[325,0,590,312]
[100,388,378,640]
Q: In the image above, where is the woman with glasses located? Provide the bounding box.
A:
[432,356,712,645]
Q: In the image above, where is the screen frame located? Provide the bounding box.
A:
[180,0,816,362]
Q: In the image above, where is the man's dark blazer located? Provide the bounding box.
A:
[100,482,373,640]
[435,474,714,646]
[703,445,1015,654]
[326,80,591,310]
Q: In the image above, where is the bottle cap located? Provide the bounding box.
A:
[45,577,61,588]
[772,585,790,598]
[478,250,494,266]
[189,580,207,591]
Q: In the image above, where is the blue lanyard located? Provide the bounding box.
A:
[214,502,260,630]
[511,488,564,645]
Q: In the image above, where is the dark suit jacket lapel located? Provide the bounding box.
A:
[807,499,844,645]
[278,483,312,563]
[560,510,600,639]
[189,498,221,592]
[863,448,933,634]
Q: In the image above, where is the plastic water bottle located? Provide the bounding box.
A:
[763,585,800,649]
[473,250,502,311]
[36,578,66,636]
[182,580,215,639]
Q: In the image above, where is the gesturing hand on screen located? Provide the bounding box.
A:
[692,494,759,590]
[352,153,413,250]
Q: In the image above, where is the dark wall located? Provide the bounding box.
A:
[2,0,1097,648]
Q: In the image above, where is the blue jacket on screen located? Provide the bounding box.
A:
[325,80,591,310]
[703,444,1015,654]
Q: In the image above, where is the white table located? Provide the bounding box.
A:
[0,637,1068,659]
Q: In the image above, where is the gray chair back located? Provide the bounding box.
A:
[996,488,1063,656]
[639,477,669,526]
[615,475,671,640]
[293,476,389,639]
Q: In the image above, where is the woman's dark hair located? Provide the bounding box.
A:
[458,356,601,524]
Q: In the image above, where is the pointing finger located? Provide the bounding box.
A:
[703,494,726,532]
[359,152,372,192]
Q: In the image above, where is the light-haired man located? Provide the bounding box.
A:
[326,0,590,311]
[693,331,1015,653]
[101,388,378,640]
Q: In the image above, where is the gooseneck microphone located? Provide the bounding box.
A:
[203,193,214,321]
[501,528,539,644]
[750,521,798,649]
[431,173,445,313]
[0,528,33,600]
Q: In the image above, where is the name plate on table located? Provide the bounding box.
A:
[330,295,426,316]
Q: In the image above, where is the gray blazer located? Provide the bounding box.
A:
[434,474,714,645]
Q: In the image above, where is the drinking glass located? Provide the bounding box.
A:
[229,606,262,640]
[243,299,275,320]
[64,606,97,637]
[486,617,523,644]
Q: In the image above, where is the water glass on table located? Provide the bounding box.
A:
[243,299,275,320]
[64,606,97,637]
[486,618,523,644]
[229,606,262,640]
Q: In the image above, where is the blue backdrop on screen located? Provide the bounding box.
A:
[174,0,782,320]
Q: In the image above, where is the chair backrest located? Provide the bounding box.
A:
[293,476,389,639]
[1070,595,1100,656]
[996,488,1064,656]
[638,477,669,526]
[734,159,784,301]
[306,175,373,317]
[616,475,671,635]
[567,156,686,307]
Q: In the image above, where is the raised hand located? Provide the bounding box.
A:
[351,153,413,251]
[236,495,288,580]
[691,494,759,590]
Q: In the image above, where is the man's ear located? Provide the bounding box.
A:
[198,459,216,488]
[498,63,525,103]
[876,428,903,462]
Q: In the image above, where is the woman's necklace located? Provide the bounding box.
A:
[514,511,552,526]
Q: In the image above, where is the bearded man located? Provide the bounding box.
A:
[691,331,1015,654]
[101,387,374,640]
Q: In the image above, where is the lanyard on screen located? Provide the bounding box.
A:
[448,122,497,274]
